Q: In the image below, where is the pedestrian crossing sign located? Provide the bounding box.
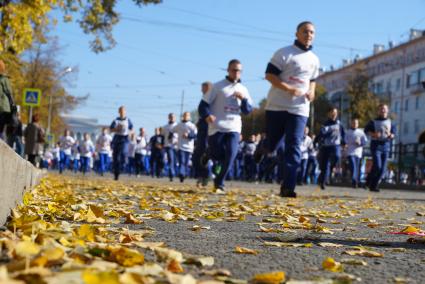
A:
[23,88,42,107]
[46,133,55,144]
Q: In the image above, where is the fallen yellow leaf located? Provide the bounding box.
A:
[14,241,40,257]
[167,259,184,273]
[234,246,258,255]
[252,271,285,284]
[322,257,343,272]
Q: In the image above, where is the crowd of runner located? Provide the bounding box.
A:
[1,21,405,197]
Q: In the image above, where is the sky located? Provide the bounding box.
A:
[52,0,425,135]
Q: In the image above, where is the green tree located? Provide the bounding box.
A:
[0,0,162,54]
[346,66,381,127]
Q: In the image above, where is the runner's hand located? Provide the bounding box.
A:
[206,115,216,124]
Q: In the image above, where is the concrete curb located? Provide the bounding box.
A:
[0,139,44,225]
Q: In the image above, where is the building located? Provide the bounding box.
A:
[317,29,425,144]
[62,114,103,141]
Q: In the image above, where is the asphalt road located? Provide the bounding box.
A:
[106,174,425,284]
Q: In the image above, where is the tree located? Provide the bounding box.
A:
[241,98,266,138]
[0,0,162,54]
[310,83,332,134]
[346,66,381,127]
[1,37,86,137]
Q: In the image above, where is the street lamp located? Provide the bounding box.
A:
[47,67,72,136]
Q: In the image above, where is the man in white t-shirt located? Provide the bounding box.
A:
[199,59,253,193]
[345,118,368,188]
[261,21,320,198]
[110,106,133,180]
[172,112,197,183]
[162,113,178,181]
[96,127,112,176]
[59,129,75,174]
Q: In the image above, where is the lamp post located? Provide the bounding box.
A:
[47,67,72,136]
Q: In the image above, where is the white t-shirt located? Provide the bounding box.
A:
[162,122,178,149]
[172,121,197,153]
[80,140,94,158]
[265,45,320,117]
[72,143,80,160]
[203,78,252,136]
[127,140,136,158]
[345,128,368,158]
[300,135,313,160]
[59,135,75,155]
[96,134,112,154]
[135,136,148,155]
[52,146,60,160]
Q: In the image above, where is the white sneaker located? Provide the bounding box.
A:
[214,188,226,195]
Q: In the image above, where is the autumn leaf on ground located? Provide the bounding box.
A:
[167,259,184,273]
[318,242,343,248]
[263,242,312,248]
[125,213,143,224]
[340,258,368,266]
[234,246,258,255]
[82,269,120,284]
[343,247,383,257]
[191,225,211,232]
[154,247,184,262]
[252,271,285,284]
[14,240,40,258]
[322,257,343,272]
[108,247,145,267]
[184,255,214,267]
[77,224,96,242]
[201,269,231,277]
[165,272,197,284]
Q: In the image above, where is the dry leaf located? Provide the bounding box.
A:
[14,241,40,257]
[184,255,214,267]
[317,242,343,248]
[82,269,120,284]
[154,247,184,262]
[234,246,258,255]
[340,258,368,266]
[252,271,285,284]
[343,247,383,257]
[167,259,184,273]
[322,257,343,272]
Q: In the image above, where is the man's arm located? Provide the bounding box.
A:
[265,73,303,97]
[306,81,316,101]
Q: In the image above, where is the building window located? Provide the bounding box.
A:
[396,78,401,91]
[394,101,399,113]
[414,119,420,134]
[386,79,392,93]
[405,98,409,111]
[416,96,420,110]
[375,81,384,94]
[404,121,409,135]
[420,68,425,82]
[407,71,419,88]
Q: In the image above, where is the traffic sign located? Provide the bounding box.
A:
[22,88,42,107]
[46,133,55,144]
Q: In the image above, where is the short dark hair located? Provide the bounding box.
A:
[297,21,314,31]
[228,59,241,68]
[328,106,338,113]
[32,113,40,122]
